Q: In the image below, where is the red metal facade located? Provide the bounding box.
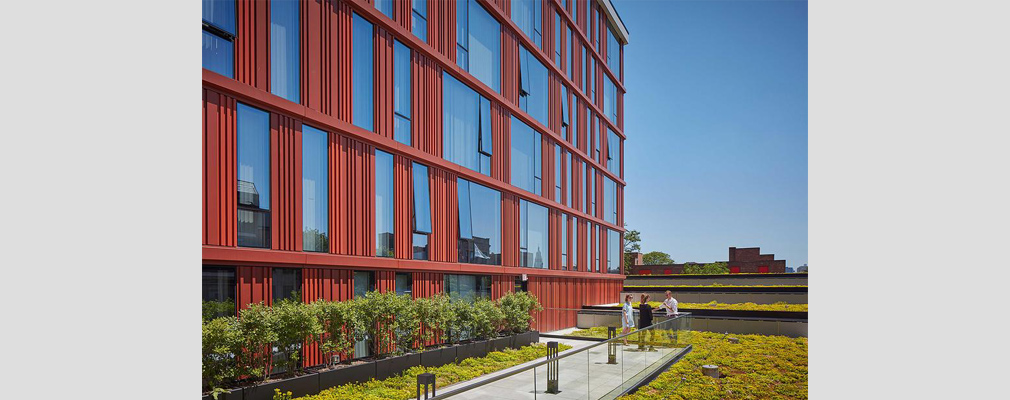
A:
[203,0,629,358]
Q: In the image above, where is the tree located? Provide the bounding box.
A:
[642,251,674,265]
[622,229,641,273]
[684,262,729,275]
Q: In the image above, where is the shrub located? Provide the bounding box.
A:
[311,299,358,367]
[356,292,403,356]
[497,292,543,334]
[470,297,505,340]
[413,294,450,346]
[446,297,476,342]
[238,303,279,381]
[202,316,244,390]
[203,299,236,323]
[271,298,323,376]
[389,294,421,354]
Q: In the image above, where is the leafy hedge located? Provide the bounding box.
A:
[600,301,808,312]
[291,343,571,400]
[682,262,729,275]
[622,331,807,400]
[202,291,542,392]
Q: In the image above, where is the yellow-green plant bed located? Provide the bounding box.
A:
[624,284,807,289]
[599,301,808,312]
[621,331,807,400]
[292,343,572,400]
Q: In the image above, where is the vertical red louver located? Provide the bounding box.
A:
[203,89,237,247]
[271,113,303,252]
[330,134,376,256]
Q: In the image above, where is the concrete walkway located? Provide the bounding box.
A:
[436,336,688,400]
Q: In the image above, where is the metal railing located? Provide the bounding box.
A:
[426,311,693,400]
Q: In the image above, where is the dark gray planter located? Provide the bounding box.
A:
[375,352,421,380]
[420,345,457,368]
[200,387,243,400]
[531,330,540,343]
[490,335,512,353]
[243,372,319,400]
[454,341,478,363]
[317,361,376,391]
[515,331,532,347]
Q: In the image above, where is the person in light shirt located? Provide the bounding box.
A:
[621,294,635,345]
[658,290,679,316]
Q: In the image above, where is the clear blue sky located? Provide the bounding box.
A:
[617,0,808,268]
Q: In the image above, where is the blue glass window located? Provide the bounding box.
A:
[443,73,492,175]
[444,274,492,300]
[554,144,562,202]
[607,25,621,79]
[565,151,572,208]
[456,0,468,70]
[270,0,299,103]
[412,0,427,42]
[608,229,621,273]
[607,127,621,176]
[457,0,501,93]
[593,115,600,161]
[589,56,596,102]
[353,13,374,131]
[412,162,431,260]
[203,266,236,319]
[203,0,235,78]
[237,103,270,248]
[457,178,501,265]
[572,217,579,271]
[354,271,375,299]
[519,199,549,269]
[604,176,616,224]
[510,116,542,195]
[561,86,570,140]
[595,224,601,272]
[561,213,568,269]
[518,46,549,127]
[511,0,541,48]
[567,26,573,79]
[395,273,412,296]
[273,268,301,302]
[302,126,329,252]
[376,0,394,20]
[376,150,394,257]
[580,159,586,212]
[588,167,595,216]
[554,13,562,67]
[604,75,617,122]
[394,40,412,145]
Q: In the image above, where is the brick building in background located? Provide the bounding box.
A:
[202,0,630,360]
[630,247,788,275]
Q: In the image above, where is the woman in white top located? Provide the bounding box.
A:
[621,294,635,345]
[658,290,679,316]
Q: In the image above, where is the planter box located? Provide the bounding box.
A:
[515,331,532,348]
[490,335,512,353]
[243,372,319,400]
[317,361,376,391]
[454,340,490,363]
[201,388,243,400]
[420,345,457,368]
[530,330,539,343]
[374,352,421,380]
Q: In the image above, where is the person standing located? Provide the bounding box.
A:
[658,290,678,316]
[638,294,655,351]
[621,294,635,345]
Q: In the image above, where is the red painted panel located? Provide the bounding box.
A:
[501,30,519,106]
[237,266,272,309]
[412,53,443,157]
[394,155,413,259]
[375,28,394,140]
[492,102,510,182]
[729,266,741,274]
[429,167,458,263]
[203,89,237,247]
[758,265,769,274]
[271,114,303,252]
[330,134,375,256]
[502,194,520,267]
[333,1,353,120]
[236,0,268,90]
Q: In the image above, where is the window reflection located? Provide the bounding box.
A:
[202,266,236,321]
[520,199,549,269]
[510,116,542,195]
[353,13,374,131]
[376,150,394,257]
[270,0,299,102]
[303,126,329,252]
[237,103,271,248]
[457,178,501,265]
[272,268,301,303]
